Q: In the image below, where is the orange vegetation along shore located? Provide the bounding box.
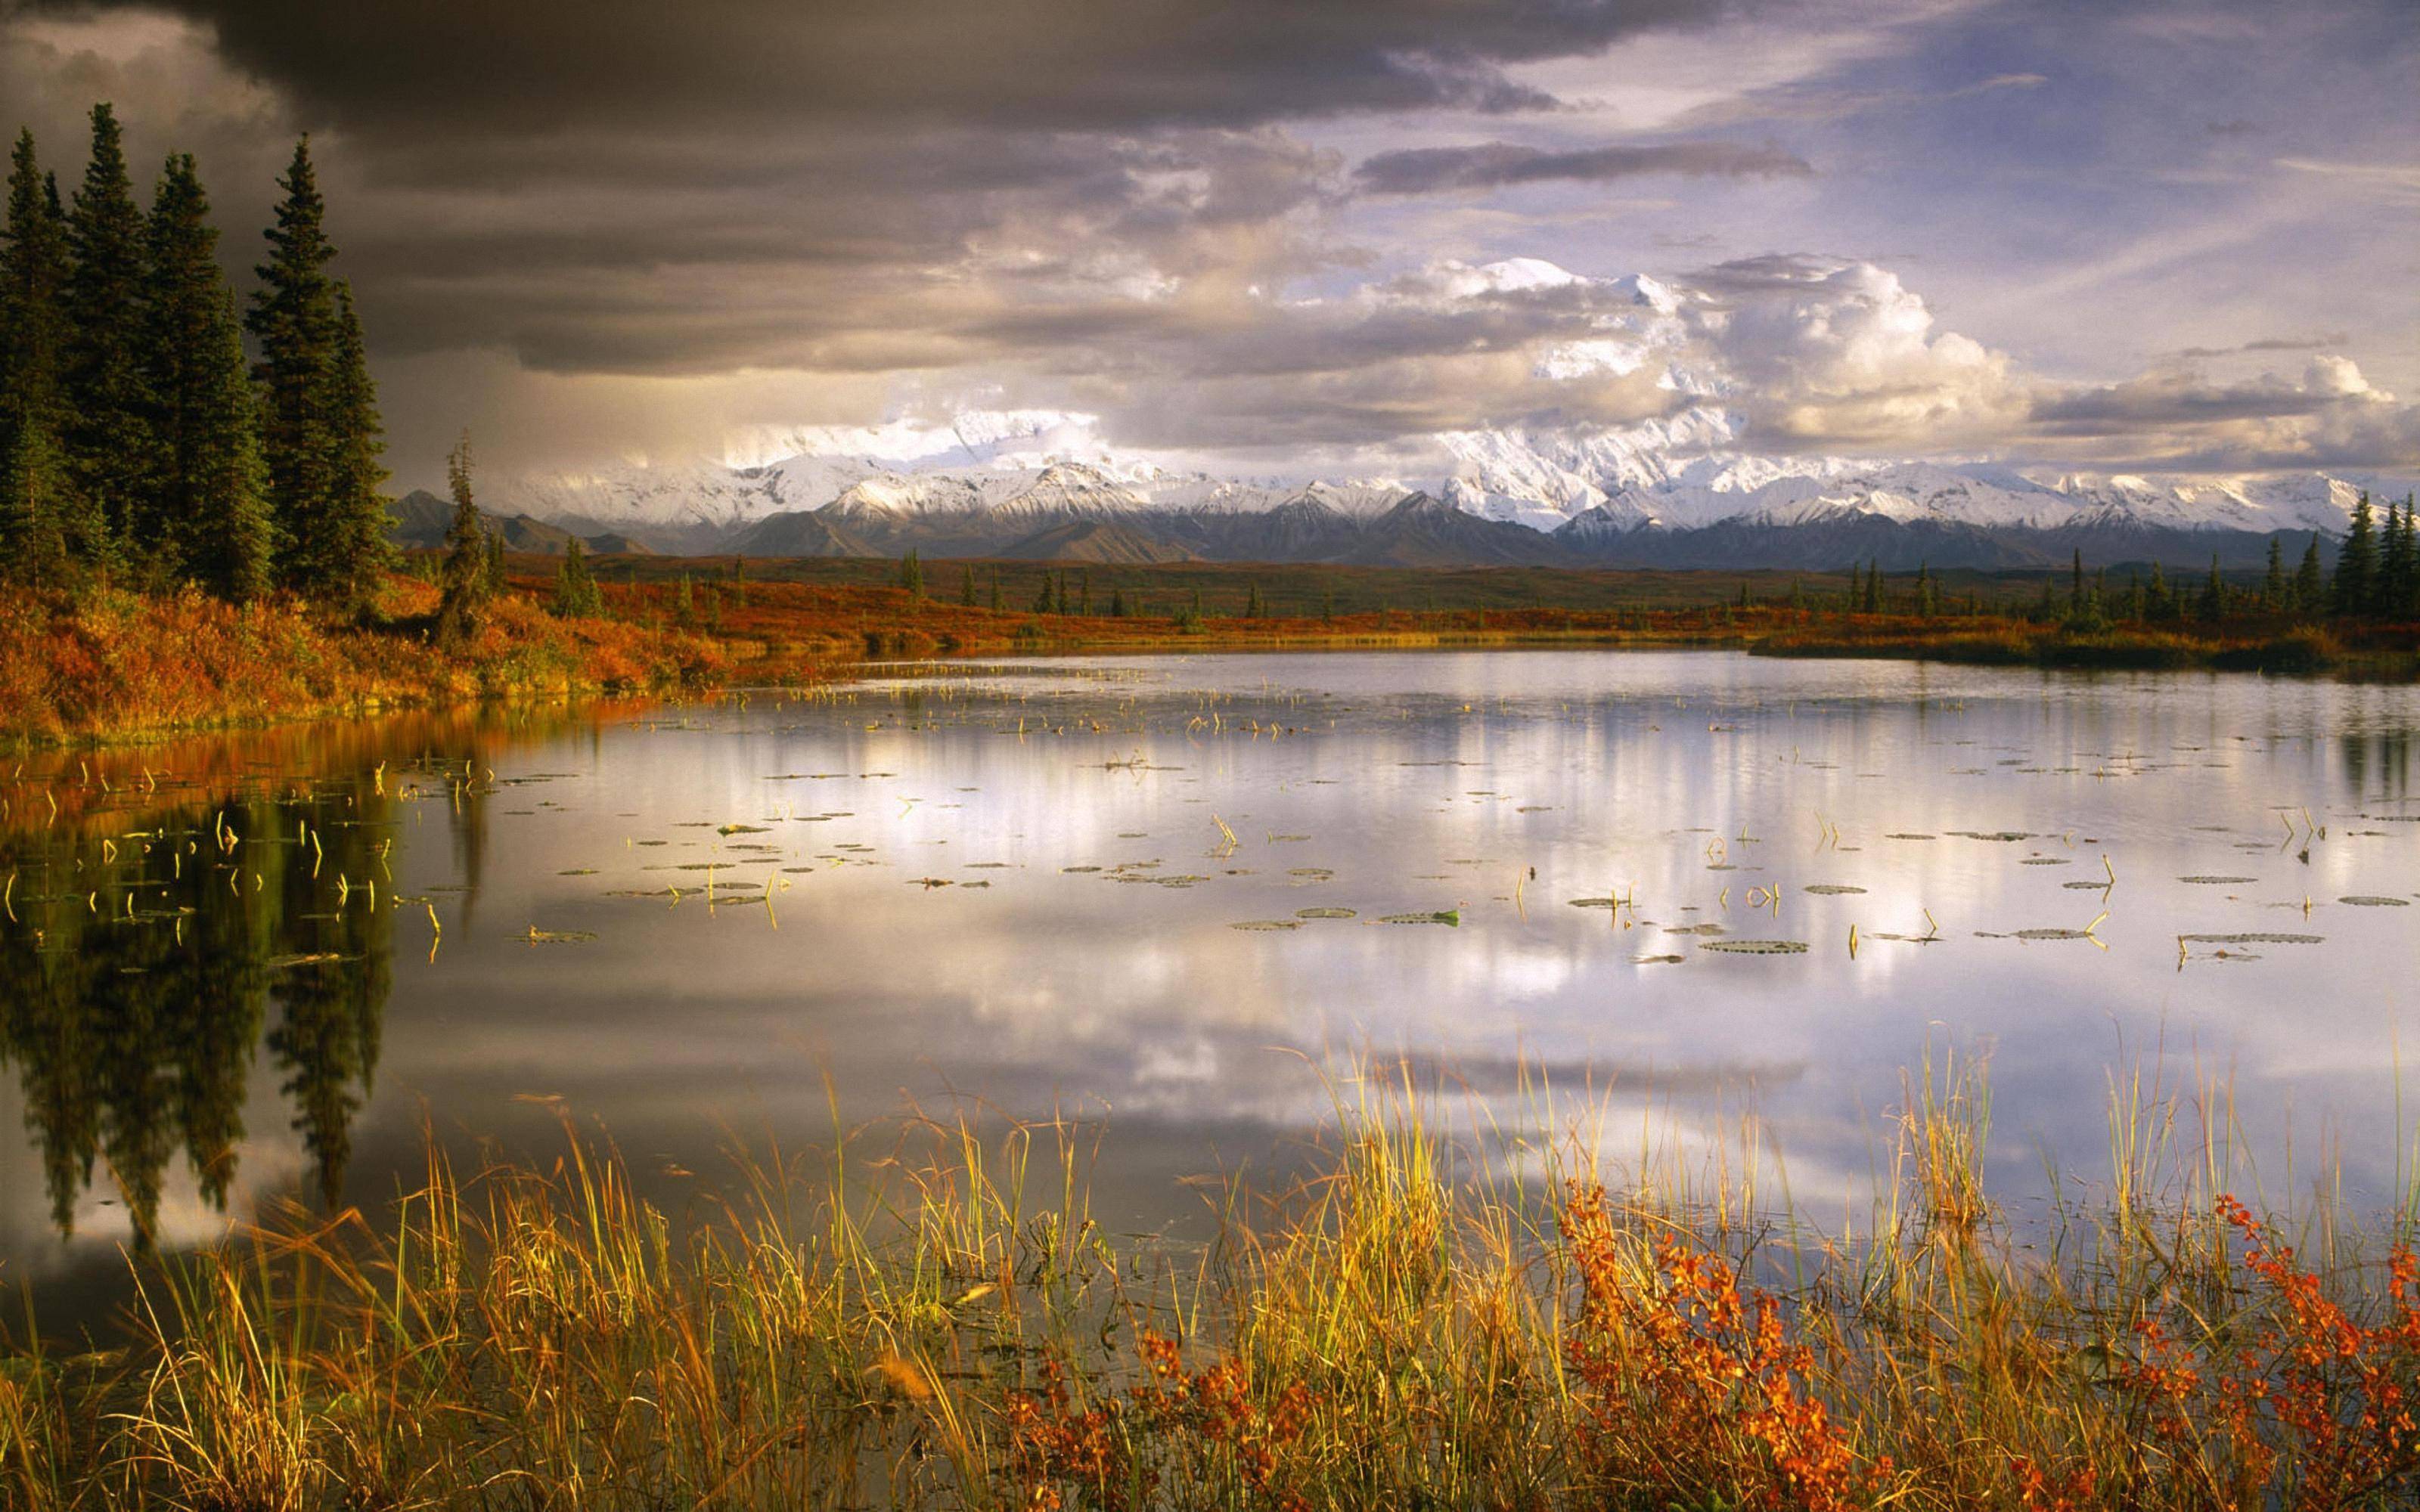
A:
[6,562,2415,746]
[0,575,731,745]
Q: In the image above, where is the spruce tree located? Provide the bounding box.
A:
[988,577,1001,612]
[141,154,271,603]
[2294,534,2325,617]
[2196,554,2224,622]
[958,564,975,607]
[61,104,157,572]
[1246,581,1263,619]
[252,138,379,606]
[2331,492,2376,617]
[2145,562,2173,621]
[2264,537,2285,609]
[1,132,83,584]
[2378,495,2415,620]
[321,283,391,609]
[550,535,602,618]
[482,530,506,596]
[1032,572,1053,615]
[433,435,486,649]
[898,547,923,596]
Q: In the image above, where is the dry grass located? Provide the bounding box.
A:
[2,1058,2415,1509]
[0,581,731,746]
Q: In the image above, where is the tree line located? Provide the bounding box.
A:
[1830,492,2420,629]
[0,105,387,610]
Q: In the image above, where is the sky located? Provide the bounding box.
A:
[0,0,2414,488]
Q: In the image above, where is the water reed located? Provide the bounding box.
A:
[2,1055,2415,1509]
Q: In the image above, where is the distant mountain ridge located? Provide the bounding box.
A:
[458,408,2412,569]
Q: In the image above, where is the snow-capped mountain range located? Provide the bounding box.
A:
[480,404,2405,569]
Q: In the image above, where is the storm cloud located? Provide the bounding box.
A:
[1354,141,1813,194]
[0,0,2411,480]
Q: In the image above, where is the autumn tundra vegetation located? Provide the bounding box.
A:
[0,1061,2416,1507]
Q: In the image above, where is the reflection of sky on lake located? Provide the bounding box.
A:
[5,650,2417,1297]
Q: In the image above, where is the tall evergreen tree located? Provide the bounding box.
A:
[550,535,601,618]
[2332,492,2376,618]
[434,434,486,649]
[62,104,155,570]
[250,138,385,607]
[2294,533,2325,616]
[321,283,391,608]
[2263,536,2285,609]
[898,547,923,596]
[958,564,976,607]
[141,154,271,602]
[1,132,84,584]
[2378,495,2416,620]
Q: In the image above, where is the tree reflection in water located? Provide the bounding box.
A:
[0,705,602,1247]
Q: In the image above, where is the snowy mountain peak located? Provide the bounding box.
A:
[492,370,2404,553]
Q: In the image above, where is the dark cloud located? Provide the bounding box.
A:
[1353,138,1811,194]
[2028,363,2375,433]
[2170,333,2349,359]
[49,0,1732,138]
[1674,250,1847,296]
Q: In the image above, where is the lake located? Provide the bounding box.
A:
[4,649,2416,1322]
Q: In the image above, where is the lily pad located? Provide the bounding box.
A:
[1699,940,1808,955]
[2179,875,2256,885]
[1230,919,1302,931]
[2177,932,2323,945]
[2340,895,2410,906]
[1379,910,1461,926]
[1803,884,1866,895]
[1295,907,1356,919]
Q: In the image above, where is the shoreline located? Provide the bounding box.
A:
[5,571,2414,750]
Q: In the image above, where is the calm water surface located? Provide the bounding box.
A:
[5,649,2417,1313]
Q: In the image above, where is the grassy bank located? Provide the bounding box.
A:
[0,579,731,746]
[1751,617,2420,675]
[8,562,2415,747]
[2,1061,2415,1509]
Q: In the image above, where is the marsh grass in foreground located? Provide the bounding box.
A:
[3,1059,2418,1510]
